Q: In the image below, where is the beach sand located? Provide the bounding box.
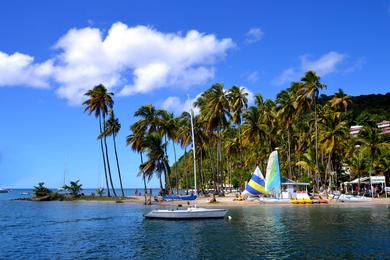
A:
[77,193,390,207]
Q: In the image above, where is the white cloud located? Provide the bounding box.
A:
[245,27,264,44]
[300,52,346,76]
[0,22,234,105]
[161,95,200,116]
[273,52,346,85]
[272,68,297,85]
[247,71,259,83]
[52,23,234,104]
[0,52,53,88]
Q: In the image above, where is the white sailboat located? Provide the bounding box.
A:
[144,96,228,219]
[0,188,10,193]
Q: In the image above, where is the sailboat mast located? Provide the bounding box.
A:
[188,95,197,195]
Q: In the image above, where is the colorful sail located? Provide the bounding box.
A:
[243,166,266,196]
[265,150,281,194]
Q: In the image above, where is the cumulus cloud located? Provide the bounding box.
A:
[273,52,346,85]
[161,95,200,116]
[245,27,264,44]
[53,23,234,104]
[0,52,53,88]
[300,52,346,76]
[0,22,234,105]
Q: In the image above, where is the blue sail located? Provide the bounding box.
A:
[243,166,266,196]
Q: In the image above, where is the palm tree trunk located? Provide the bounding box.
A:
[113,133,125,197]
[172,141,179,195]
[140,153,148,205]
[98,115,111,197]
[103,113,117,197]
[287,126,292,179]
[314,100,319,192]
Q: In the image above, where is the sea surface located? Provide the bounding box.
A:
[1,189,390,259]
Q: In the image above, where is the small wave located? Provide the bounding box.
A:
[45,217,113,225]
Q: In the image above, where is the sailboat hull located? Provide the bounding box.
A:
[144,207,228,219]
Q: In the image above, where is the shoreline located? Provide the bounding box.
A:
[68,194,390,207]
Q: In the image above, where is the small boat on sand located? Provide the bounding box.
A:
[338,194,372,203]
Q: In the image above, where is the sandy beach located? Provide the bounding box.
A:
[77,193,390,207]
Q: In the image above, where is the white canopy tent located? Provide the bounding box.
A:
[343,176,387,198]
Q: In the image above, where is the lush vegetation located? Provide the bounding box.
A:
[85,71,389,197]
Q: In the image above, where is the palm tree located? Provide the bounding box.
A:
[197,83,230,192]
[227,85,248,168]
[33,182,52,198]
[83,84,116,197]
[158,110,178,193]
[127,132,150,204]
[102,110,125,197]
[359,123,386,197]
[140,132,171,196]
[243,105,265,166]
[296,71,326,191]
[63,180,83,197]
[330,89,352,113]
[277,89,296,179]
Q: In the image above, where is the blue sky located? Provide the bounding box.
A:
[1,0,389,188]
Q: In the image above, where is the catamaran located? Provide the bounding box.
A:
[144,96,228,219]
[243,149,290,203]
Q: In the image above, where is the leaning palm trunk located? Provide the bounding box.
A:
[140,153,148,205]
[103,113,117,197]
[99,115,111,197]
[113,133,125,197]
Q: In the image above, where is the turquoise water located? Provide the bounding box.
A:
[1,190,390,259]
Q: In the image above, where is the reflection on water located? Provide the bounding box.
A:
[0,195,389,259]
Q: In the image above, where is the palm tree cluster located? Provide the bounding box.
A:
[85,71,389,197]
[83,84,125,197]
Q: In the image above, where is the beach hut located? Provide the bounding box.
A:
[281,177,310,199]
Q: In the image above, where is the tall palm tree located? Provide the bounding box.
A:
[197,83,230,192]
[227,85,248,167]
[141,132,171,195]
[359,123,386,197]
[243,105,265,166]
[296,71,326,191]
[127,132,150,204]
[132,104,168,191]
[83,84,115,197]
[277,89,296,179]
[102,110,125,197]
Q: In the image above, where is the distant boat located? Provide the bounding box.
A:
[145,96,227,219]
[20,192,30,195]
[0,188,9,193]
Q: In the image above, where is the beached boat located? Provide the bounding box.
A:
[145,96,227,220]
[144,206,227,219]
[338,194,372,203]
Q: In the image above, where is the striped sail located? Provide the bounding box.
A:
[243,166,266,196]
[265,150,281,194]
